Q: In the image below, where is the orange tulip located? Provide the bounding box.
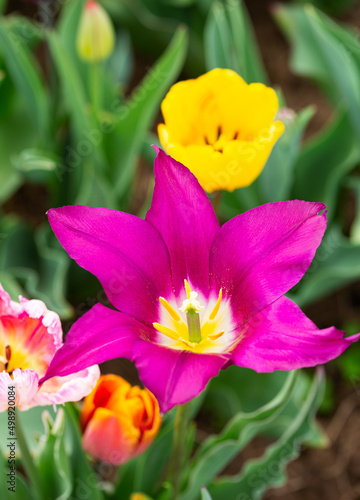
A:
[80,374,161,465]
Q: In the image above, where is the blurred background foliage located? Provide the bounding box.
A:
[1,0,360,317]
[1,0,360,497]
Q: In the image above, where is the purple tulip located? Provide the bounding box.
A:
[41,148,359,412]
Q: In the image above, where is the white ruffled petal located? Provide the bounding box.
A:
[34,365,100,408]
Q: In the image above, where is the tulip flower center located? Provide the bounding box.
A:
[204,125,239,153]
[153,280,235,354]
[0,342,34,377]
[0,316,52,378]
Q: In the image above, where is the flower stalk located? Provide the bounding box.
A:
[15,409,46,500]
[89,61,101,118]
[168,402,191,499]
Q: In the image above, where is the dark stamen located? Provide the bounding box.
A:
[5,345,11,362]
[233,131,239,140]
[205,126,223,150]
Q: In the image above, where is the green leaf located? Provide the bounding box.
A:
[107,31,134,86]
[204,0,267,83]
[203,368,293,425]
[0,218,72,318]
[110,397,196,498]
[294,0,356,16]
[5,15,43,47]
[258,106,314,203]
[74,162,117,208]
[135,424,175,496]
[200,487,213,500]
[0,18,49,137]
[179,371,298,500]
[0,98,36,203]
[291,111,360,220]
[58,0,86,61]
[47,30,106,169]
[273,4,360,138]
[204,2,233,71]
[0,434,35,500]
[0,405,57,455]
[35,409,72,500]
[64,405,104,500]
[12,148,61,184]
[347,178,360,245]
[226,0,267,83]
[108,26,188,199]
[208,369,325,500]
[290,226,360,307]
[29,226,73,318]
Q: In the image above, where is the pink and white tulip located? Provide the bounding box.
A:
[0,286,99,411]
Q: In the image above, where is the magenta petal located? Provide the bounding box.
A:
[210,200,326,325]
[146,148,220,297]
[231,296,360,372]
[41,303,153,383]
[48,205,173,326]
[131,339,229,412]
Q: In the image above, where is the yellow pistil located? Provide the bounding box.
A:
[153,281,230,353]
[179,281,203,343]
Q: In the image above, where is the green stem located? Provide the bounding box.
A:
[168,403,191,500]
[90,62,101,119]
[16,410,46,500]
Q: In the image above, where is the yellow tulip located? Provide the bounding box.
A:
[80,374,161,465]
[76,1,115,63]
[158,69,285,193]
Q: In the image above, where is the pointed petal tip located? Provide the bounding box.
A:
[151,144,161,155]
[345,331,360,343]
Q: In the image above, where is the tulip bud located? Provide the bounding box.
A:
[80,374,161,465]
[76,1,115,63]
